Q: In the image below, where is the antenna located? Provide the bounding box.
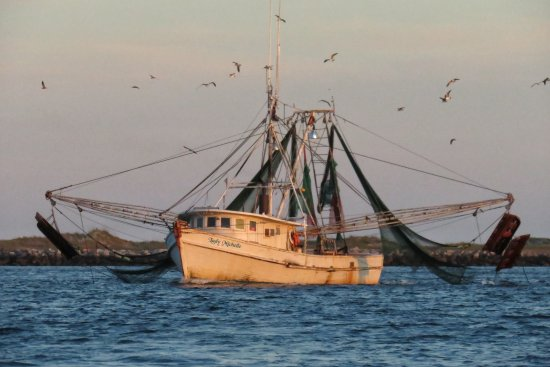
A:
[265,0,273,98]
[274,0,282,99]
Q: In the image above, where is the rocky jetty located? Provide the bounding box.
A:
[0,230,167,266]
[1,231,548,266]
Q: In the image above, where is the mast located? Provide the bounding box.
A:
[266,122,274,216]
[264,0,283,216]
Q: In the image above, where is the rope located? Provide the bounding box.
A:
[295,126,509,197]
[309,199,510,236]
[469,214,503,243]
[53,206,167,260]
[51,195,177,228]
[181,100,270,209]
[48,127,265,194]
[190,131,267,211]
[56,202,169,237]
[163,118,267,213]
[54,207,132,258]
[474,213,482,244]
[276,101,508,196]
[334,113,496,190]
[47,105,514,249]
[522,266,531,284]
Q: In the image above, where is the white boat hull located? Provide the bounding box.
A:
[175,228,383,285]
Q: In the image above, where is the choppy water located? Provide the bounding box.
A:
[0,266,548,366]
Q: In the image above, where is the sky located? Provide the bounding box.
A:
[1,0,549,242]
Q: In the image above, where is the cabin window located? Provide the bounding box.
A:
[196,217,204,228]
[221,217,231,228]
[276,226,280,235]
[236,219,244,230]
[207,217,217,227]
[265,228,275,237]
[249,221,256,232]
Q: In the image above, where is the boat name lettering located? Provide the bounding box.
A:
[208,237,241,248]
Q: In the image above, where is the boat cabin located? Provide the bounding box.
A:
[179,209,302,250]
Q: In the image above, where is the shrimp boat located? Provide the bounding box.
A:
[159,99,517,285]
[36,9,525,284]
[164,109,388,285]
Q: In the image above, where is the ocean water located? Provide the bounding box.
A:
[0,266,548,367]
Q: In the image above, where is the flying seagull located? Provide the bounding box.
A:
[229,72,236,78]
[324,53,338,63]
[41,81,47,89]
[200,82,216,88]
[531,77,549,87]
[446,78,460,87]
[131,85,140,89]
[183,146,198,154]
[149,74,157,79]
[233,62,242,73]
[397,107,405,111]
[275,15,286,23]
[450,138,456,145]
[440,90,452,102]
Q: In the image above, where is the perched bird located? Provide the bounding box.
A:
[531,77,550,87]
[233,62,242,73]
[229,72,236,78]
[450,138,456,145]
[200,82,216,88]
[183,146,198,154]
[319,99,332,107]
[397,107,405,111]
[275,15,286,23]
[440,90,452,102]
[264,65,273,70]
[41,81,47,89]
[149,74,157,79]
[446,78,460,87]
[324,53,338,63]
[131,85,140,89]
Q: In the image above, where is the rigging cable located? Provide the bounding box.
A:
[201,132,267,209]
[469,213,503,244]
[296,121,509,196]
[53,206,148,259]
[163,118,267,213]
[333,113,507,195]
[54,200,170,235]
[63,202,168,236]
[48,121,266,194]
[276,101,508,196]
[170,100,269,210]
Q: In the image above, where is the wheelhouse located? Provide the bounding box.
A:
[180,209,301,250]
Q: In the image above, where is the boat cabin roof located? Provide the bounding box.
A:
[179,208,301,228]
